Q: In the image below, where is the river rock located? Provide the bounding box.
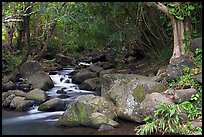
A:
[10,96,34,111]
[19,61,44,78]
[56,53,73,66]
[2,81,16,92]
[7,90,27,97]
[165,55,195,82]
[140,92,173,119]
[72,69,97,84]
[38,97,66,111]
[2,94,16,107]
[79,77,101,91]
[98,124,115,131]
[88,65,104,74]
[189,37,202,55]
[101,74,167,123]
[174,88,198,103]
[9,96,35,111]
[56,94,117,128]
[25,88,47,104]
[25,71,54,90]
[88,112,118,128]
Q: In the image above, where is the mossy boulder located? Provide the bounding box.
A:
[56,94,117,128]
[101,74,167,123]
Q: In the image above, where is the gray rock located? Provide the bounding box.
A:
[88,112,118,128]
[98,124,115,131]
[38,98,66,111]
[2,92,10,103]
[19,61,44,78]
[194,74,202,84]
[166,56,195,82]
[72,69,97,84]
[2,94,16,107]
[26,88,47,104]
[56,54,73,66]
[2,90,27,105]
[88,65,104,74]
[26,71,54,90]
[7,90,27,97]
[189,37,202,55]
[174,88,198,103]
[190,120,202,128]
[101,74,167,123]
[2,81,16,91]
[79,77,101,91]
[140,92,173,119]
[10,96,35,111]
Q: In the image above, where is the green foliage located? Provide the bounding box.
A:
[135,102,199,135]
[168,2,196,21]
[136,48,202,135]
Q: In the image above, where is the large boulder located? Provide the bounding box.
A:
[56,94,117,128]
[38,97,66,111]
[189,37,202,55]
[25,88,48,104]
[9,96,35,111]
[72,69,97,84]
[2,94,16,107]
[19,61,44,78]
[101,74,167,123]
[79,77,101,91]
[165,56,195,82]
[26,71,54,90]
[140,92,173,119]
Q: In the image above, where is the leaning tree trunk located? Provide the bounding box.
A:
[146,2,189,63]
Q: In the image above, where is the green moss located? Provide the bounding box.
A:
[132,84,145,103]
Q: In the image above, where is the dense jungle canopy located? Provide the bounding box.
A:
[2,2,202,74]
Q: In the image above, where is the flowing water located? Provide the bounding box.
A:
[2,65,137,135]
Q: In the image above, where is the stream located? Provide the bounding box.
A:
[2,64,137,135]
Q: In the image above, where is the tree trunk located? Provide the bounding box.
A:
[146,2,188,63]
